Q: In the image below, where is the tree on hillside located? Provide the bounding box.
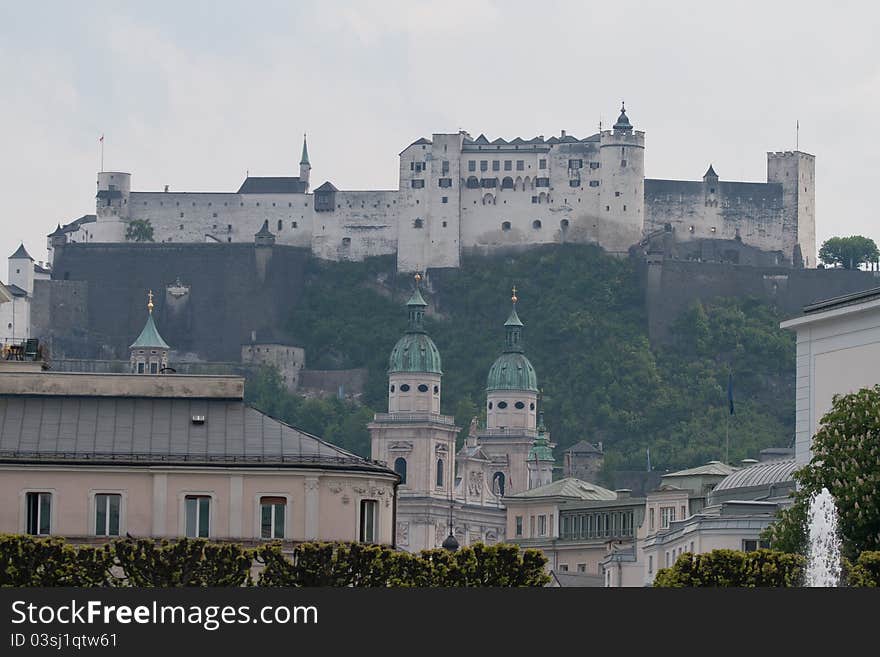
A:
[818,236,878,270]
[125,219,154,242]
[763,385,880,559]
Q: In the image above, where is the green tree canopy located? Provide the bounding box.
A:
[125,218,154,242]
[763,385,880,559]
[818,235,878,269]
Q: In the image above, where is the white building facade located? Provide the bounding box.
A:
[780,287,880,465]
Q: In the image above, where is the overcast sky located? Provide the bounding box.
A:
[2,0,877,265]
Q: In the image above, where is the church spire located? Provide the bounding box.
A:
[613,101,633,133]
[406,272,428,333]
[300,133,310,166]
[504,286,524,353]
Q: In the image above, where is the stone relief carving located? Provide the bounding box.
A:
[166,277,190,299]
[327,481,345,495]
[396,522,409,547]
[468,471,484,497]
[305,478,320,491]
[388,441,414,452]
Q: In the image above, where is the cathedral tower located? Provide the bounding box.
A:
[527,410,555,489]
[369,274,459,551]
[478,287,539,496]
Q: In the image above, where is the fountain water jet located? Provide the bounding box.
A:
[805,487,841,587]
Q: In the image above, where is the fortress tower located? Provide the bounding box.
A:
[767,151,816,267]
[92,171,131,242]
[299,134,311,191]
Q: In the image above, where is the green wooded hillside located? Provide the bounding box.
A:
[245,245,795,474]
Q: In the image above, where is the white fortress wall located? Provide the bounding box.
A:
[310,190,398,262]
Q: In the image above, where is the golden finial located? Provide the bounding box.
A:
[511,285,518,304]
[415,272,422,284]
[147,289,154,314]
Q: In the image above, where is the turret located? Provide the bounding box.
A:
[599,103,645,250]
[299,134,311,190]
[129,290,170,374]
[8,244,34,296]
[93,171,131,242]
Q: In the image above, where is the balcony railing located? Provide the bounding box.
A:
[2,338,41,362]
[372,412,456,426]
[479,426,538,438]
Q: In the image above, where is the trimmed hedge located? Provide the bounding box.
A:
[653,549,806,587]
[0,535,549,588]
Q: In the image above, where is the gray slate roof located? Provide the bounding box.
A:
[0,396,389,472]
[10,244,32,260]
[237,177,307,194]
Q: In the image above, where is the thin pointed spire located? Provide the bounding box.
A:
[147,289,154,314]
[300,133,310,166]
[405,272,427,332]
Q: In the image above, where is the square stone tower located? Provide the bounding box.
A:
[767,151,816,267]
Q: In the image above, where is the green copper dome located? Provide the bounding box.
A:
[528,411,554,461]
[130,312,170,350]
[486,302,538,392]
[388,284,442,374]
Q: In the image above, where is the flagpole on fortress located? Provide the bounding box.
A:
[99,134,104,172]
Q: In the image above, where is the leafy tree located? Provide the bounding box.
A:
[653,549,805,587]
[763,385,880,560]
[818,235,879,269]
[125,218,155,242]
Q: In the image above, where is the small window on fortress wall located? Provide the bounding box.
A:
[560,219,570,229]
[533,220,542,229]
[413,219,424,229]
[277,220,283,231]
[501,221,511,231]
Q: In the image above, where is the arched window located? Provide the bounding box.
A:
[390,384,395,393]
[538,192,547,204]
[532,220,542,229]
[488,401,493,410]
[413,218,423,228]
[493,472,506,496]
[466,176,480,189]
[523,176,532,190]
[433,385,439,394]
[560,219,570,229]
[436,459,444,487]
[501,176,514,190]
[501,221,511,231]
[394,457,407,484]
[482,193,495,205]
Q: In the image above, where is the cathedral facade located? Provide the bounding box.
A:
[369,280,554,552]
[49,105,816,273]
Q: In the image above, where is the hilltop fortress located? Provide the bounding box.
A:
[49,105,816,272]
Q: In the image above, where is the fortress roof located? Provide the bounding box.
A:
[314,181,338,192]
[237,176,307,194]
[9,244,32,260]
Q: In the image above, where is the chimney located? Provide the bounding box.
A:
[615,489,632,499]
[164,185,169,192]
[561,130,566,138]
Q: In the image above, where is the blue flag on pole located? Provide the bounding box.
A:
[727,372,735,415]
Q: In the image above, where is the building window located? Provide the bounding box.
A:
[466,176,480,189]
[480,160,488,172]
[621,160,627,167]
[412,179,425,189]
[260,497,286,539]
[150,362,158,374]
[492,160,500,171]
[400,384,410,392]
[438,178,452,188]
[360,499,378,543]
[393,458,407,484]
[649,508,655,531]
[559,564,569,572]
[417,384,429,392]
[277,220,283,231]
[514,401,525,409]
[185,495,210,538]
[568,159,583,169]
[560,219,570,230]
[589,180,599,187]
[538,515,547,536]
[468,161,476,172]
[497,401,508,409]
[441,197,448,204]
[436,459,444,487]
[590,162,600,169]
[413,218,424,229]
[742,539,770,552]
[501,221,511,231]
[95,493,121,536]
[434,385,439,394]
[681,505,687,520]
[535,177,550,187]
[569,179,580,187]
[501,176,514,190]
[481,178,497,188]
[648,555,653,573]
[530,516,535,536]
[623,205,627,211]
[539,159,547,169]
[504,160,512,171]
[660,506,676,529]
[137,362,145,374]
[515,516,523,537]
[531,196,539,204]
[292,221,298,228]
[516,160,524,171]
[26,492,51,535]
[442,160,449,175]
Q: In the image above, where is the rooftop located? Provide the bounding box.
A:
[506,477,617,501]
[712,458,798,492]
[662,461,738,478]
[236,176,307,194]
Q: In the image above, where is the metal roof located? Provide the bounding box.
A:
[129,313,170,350]
[712,458,798,492]
[663,461,738,478]
[9,244,32,260]
[564,440,603,455]
[802,286,880,314]
[506,477,617,501]
[0,395,389,471]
